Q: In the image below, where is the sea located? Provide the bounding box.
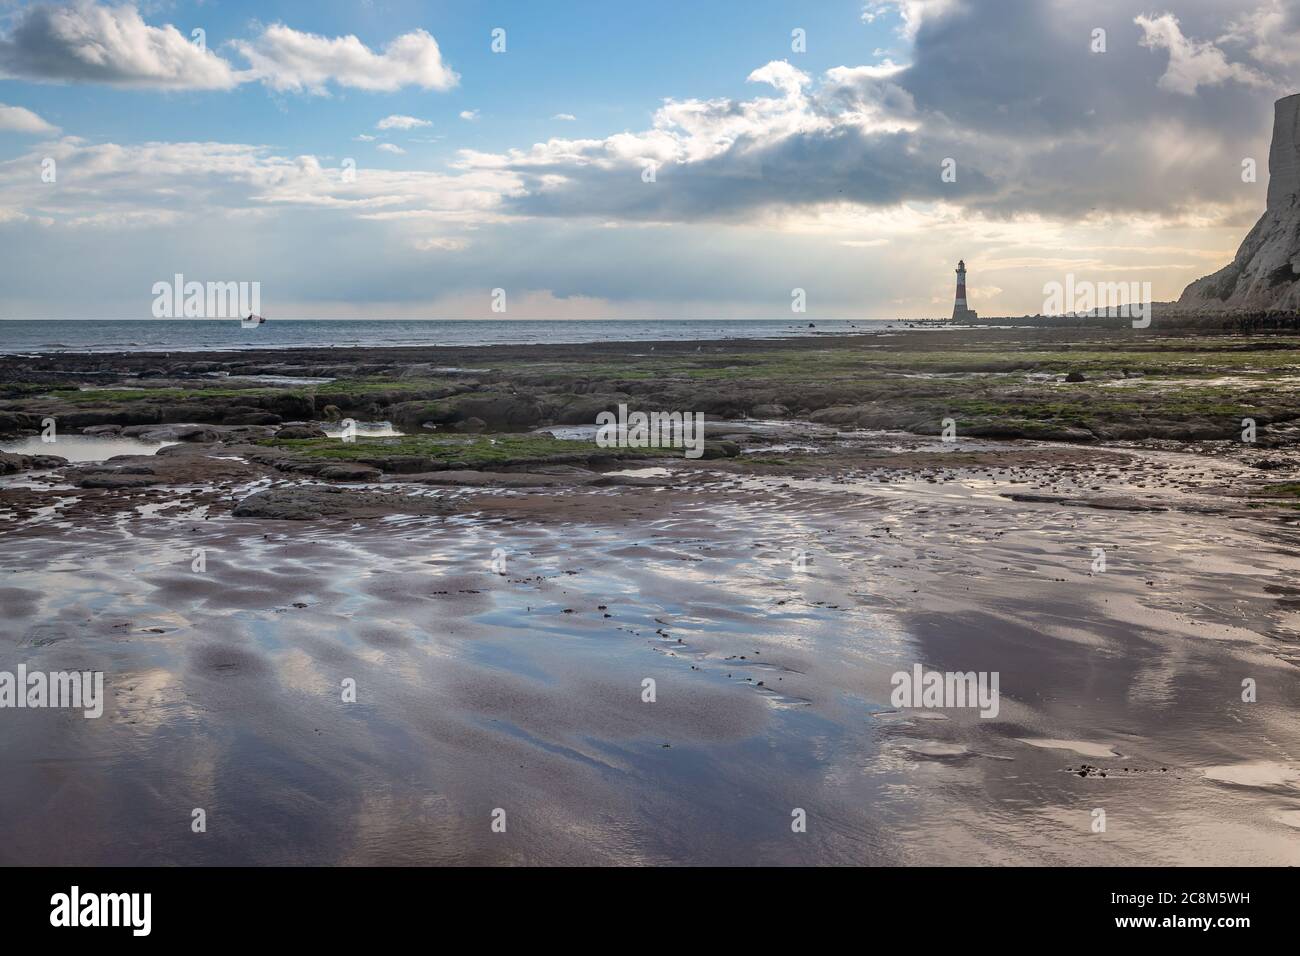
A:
[0,318,915,354]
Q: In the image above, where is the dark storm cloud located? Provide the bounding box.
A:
[509,125,997,223]
[475,0,1293,225]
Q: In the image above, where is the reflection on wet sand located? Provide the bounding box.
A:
[1,446,1299,865]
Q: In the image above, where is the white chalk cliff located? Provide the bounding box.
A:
[1179,93,1300,311]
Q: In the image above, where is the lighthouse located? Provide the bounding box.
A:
[951,259,978,321]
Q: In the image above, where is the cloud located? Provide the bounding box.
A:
[0,3,459,95]
[1221,0,1300,69]
[0,0,241,89]
[746,59,810,97]
[9,0,1285,237]
[0,135,522,237]
[459,109,480,121]
[442,0,1295,232]
[450,52,963,224]
[1135,12,1272,95]
[0,103,59,134]
[552,113,577,121]
[377,115,432,130]
[4,0,1297,320]
[0,130,1244,318]
[376,143,405,155]
[232,24,458,94]
[861,0,959,40]
[414,236,467,251]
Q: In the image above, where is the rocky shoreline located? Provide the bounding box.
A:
[4,326,1300,437]
[2,326,1299,864]
[2,325,1299,517]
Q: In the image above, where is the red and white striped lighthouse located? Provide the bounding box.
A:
[951,259,976,321]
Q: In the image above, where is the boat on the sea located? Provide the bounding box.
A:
[242,314,267,326]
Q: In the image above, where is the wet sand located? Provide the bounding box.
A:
[2,433,1299,865]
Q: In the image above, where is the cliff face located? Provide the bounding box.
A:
[1178,93,1300,312]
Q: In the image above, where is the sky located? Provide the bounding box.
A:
[1,0,1298,319]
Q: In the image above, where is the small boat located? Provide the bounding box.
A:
[242,313,267,326]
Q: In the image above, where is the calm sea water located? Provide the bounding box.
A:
[0,319,906,354]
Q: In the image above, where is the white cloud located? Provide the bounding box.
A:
[552,113,577,121]
[414,237,468,251]
[861,0,959,40]
[1222,0,1300,70]
[746,60,810,98]
[233,24,458,94]
[455,57,851,186]
[0,3,460,95]
[1135,12,1272,95]
[0,0,241,89]
[459,110,480,121]
[818,62,918,132]
[354,133,377,142]
[376,143,406,155]
[452,55,914,194]
[0,136,523,233]
[377,115,431,130]
[0,103,59,134]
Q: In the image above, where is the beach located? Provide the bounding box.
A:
[2,326,1299,865]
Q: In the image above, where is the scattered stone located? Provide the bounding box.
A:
[232,484,453,520]
[274,425,328,439]
[397,469,589,487]
[454,417,487,434]
[318,463,383,482]
[0,451,67,474]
